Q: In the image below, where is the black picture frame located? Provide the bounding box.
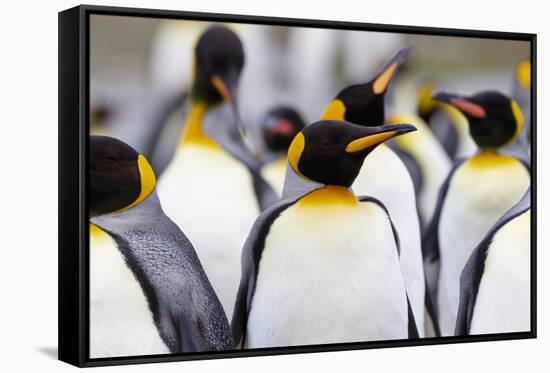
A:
[59,4,537,368]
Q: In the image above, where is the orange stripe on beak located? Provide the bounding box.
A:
[211,75,232,102]
[450,98,486,118]
[373,63,398,94]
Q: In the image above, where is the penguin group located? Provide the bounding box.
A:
[88,23,532,357]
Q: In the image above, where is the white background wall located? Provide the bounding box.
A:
[0,0,547,371]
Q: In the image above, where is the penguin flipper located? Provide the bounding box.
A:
[173,311,209,353]
[421,159,465,319]
[231,193,307,346]
[455,188,531,336]
[358,196,419,338]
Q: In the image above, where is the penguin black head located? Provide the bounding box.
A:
[432,90,523,150]
[90,136,156,218]
[261,106,306,152]
[288,120,416,187]
[321,47,411,126]
[192,25,244,108]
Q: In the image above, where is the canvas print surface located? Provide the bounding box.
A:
[88,14,532,359]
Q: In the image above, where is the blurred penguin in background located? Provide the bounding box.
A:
[455,188,531,336]
[148,21,279,167]
[89,136,233,357]
[260,106,306,196]
[423,90,530,336]
[146,20,208,175]
[319,47,426,336]
[158,25,276,319]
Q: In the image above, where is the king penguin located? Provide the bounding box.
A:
[232,120,419,348]
[259,106,306,197]
[455,188,531,336]
[89,136,233,358]
[158,26,276,319]
[319,47,426,335]
[423,90,530,336]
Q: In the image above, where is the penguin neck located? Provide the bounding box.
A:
[180,100,219,149]
[282,162,325,200]
[89,223,111,242]
[91,191,166,235]
[468,149,516,169]
[298,185,358,208]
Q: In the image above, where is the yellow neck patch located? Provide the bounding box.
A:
[345,131,396,153]
[373,63,397,94]
[90,223,109,239]
[298,185,358,208]
[180,102,219,148]
[114,154,156,214]
[288,132,308,180]
[516,60,531,90]
[467,151,519,169]
[89,223,112,244]
[320,99,346,120]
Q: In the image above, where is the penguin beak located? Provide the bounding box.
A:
[372,46,412,94]
[211,72,247,137]
[345,123,417,153]
[432,91,486,119]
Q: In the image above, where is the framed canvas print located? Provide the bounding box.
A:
[58,4,536,367]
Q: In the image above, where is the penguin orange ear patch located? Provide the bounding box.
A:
[373,63,398,94]
[288,132,308,180]
[321,99,346,120]
[450,98,486,118]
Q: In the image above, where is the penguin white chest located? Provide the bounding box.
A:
[437,154,530,335]
[246,189,408,348]
[470,210,531,334]
[89,227,169,358]
[158,145,259,317]
[352,144,425,335]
